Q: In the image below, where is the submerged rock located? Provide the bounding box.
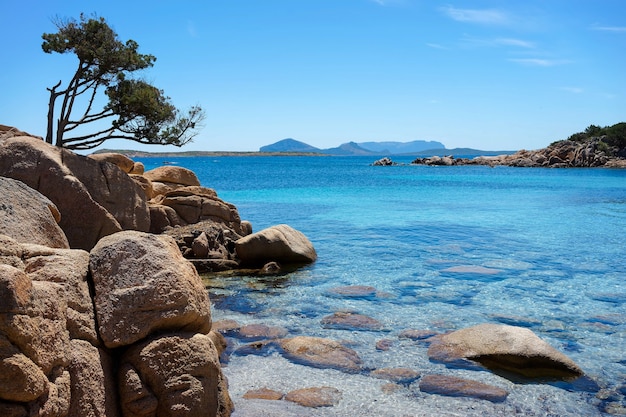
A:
[370,368,420,385]
[326,285,378,299]
[284,387,342,408]
[419,374,509,403]
[321,311,385,331]
[376,339,394,351]
[427,323,584,380]
[398,329,438,341]
[441,265,503,275]
[243,388,284,400]
[237,323,288,341]
[279,336,362,373]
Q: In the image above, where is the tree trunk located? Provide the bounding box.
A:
[45,80,62,144]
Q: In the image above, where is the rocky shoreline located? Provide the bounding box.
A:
[0,127,317,417]
[374,138,626,168]
[1,126,617,416]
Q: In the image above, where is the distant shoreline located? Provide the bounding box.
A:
[92,150,330,158]
[92,148,514,158]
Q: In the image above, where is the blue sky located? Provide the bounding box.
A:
[1,0,624,152]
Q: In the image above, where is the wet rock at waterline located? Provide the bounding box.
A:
[427,323,584,379]
[235,224,317,266]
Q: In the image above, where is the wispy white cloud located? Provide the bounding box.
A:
[456,35,535,50]
[509,58,571,67]
[440,6,509,25]
[495,38,535,48]
[592,25,626,33]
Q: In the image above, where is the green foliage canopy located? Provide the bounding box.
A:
[42,14,204,150]
[565,122,626,154]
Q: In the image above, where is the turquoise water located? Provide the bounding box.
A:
[138,156,626,416]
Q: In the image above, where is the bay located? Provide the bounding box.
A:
[137,155,626,416]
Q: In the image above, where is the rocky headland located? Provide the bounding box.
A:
[1,125,614,415]
[409,137,626,168]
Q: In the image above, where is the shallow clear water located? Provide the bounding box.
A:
[139,155,626,416]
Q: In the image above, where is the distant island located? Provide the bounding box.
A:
[5,120,621,168]
[93,138,514,158]
[259,138,512,156]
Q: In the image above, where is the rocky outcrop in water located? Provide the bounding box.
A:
[235,224,317,267]
[427,323,584,379]
[410,139,626,168]
[371,157,397,166]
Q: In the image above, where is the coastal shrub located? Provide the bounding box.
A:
[562,122,626,155]
[596,140,611,155]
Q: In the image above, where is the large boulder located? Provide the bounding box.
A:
[0,124,41,140]
[87,152,135,173]
[0,265,70,375]
[144,165,200,186]
[235,224,317,266]
[0,264,72,416]
[67,339,119,417]
[0,176,69,249]
[0,136,149,250]
[144,165,201,197]
[21,244,97,345]
[89,231,212,348]
[0,334,49,402]
[119,332,232,417]
[427,323,584,379]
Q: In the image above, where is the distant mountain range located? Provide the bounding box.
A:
[259,138,512,156]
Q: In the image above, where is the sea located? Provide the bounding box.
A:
[136,155,626,416]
